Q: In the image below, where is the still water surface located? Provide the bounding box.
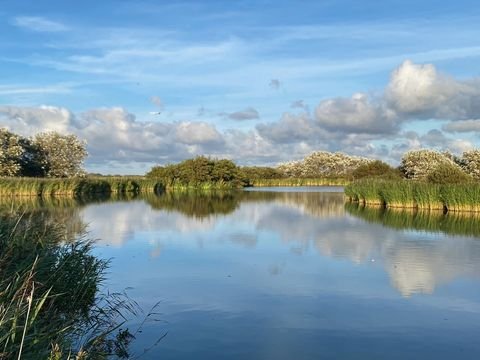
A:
[21,187,480,358]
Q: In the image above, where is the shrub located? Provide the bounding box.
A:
[426,163,473,184]
[352,160,401,180]
[400,149,459,180]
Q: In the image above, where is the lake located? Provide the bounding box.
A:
[7,187,480,359]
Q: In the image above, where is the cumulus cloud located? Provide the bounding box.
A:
[12,16,69,32]
[315,93,398,134]
[221,107,259,121]
[0,105,73,135]
[385,60,480,120]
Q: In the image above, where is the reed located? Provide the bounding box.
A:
[0,177,166,198]
[345,179,480,212]
[0,210,137,358]
[250,177,349,187]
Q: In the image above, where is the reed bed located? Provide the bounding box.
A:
[250,177,349,187]
[0,177,165,198]
[345,179,480,212]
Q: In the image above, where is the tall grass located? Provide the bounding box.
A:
[250,177,349,187]
[345,179,480,212]
[0,177,166,198]
[0,210,138,358]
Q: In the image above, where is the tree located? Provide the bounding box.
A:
[352,160,401,180]
[400,149,461,180]
[460,149,480,180]
[34,132,88,178]
[0,129,26,176]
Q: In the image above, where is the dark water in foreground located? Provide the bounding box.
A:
[9,187,480,359]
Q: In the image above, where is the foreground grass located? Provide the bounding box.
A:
[345,179,480,212]
[0,210,137,358]
[0,177,165,198]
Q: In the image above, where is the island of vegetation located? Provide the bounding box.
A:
[1,128,480,212]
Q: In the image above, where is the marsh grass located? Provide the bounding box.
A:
[345,179,480,212]
[0,177,165,198]
[250,178,348,187]
[0,210,155,359]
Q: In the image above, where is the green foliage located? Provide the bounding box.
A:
[0,177,165,197]
[352,160,401,180]
[0,211,136,358]
[426,163,473,184]
[0,128,88,178]
[240,166,284,181]
[146,156,246,188]
[346,179,480,212]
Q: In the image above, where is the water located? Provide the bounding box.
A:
[7,187,480,359]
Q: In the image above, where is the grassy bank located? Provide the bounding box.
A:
[345,179,480,212]
[249,177,349,187]
[0,177,165,198]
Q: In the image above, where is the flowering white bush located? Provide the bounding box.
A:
[460,149,480,180]
[277,151,373,178]
[400,149,462,180]
[0,129,25,176]
[35,132,88,178]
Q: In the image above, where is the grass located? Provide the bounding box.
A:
[345,179,480,212]
[249,177,349,187]
[0,177,165,198]
[0,210,138,358]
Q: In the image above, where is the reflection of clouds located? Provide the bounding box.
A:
[79,192,480,297]
[81,201,216,246]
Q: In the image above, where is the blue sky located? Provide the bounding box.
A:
[1,0,480,173]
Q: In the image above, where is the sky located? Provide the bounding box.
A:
[0,0,480,174]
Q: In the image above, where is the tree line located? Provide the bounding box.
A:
[0,128,87,177]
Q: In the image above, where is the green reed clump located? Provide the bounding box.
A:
[346,179,480,212]
[0,210,139,358]
[344,179,384,205]
[413,182,444,210]
[250,177,348,187]
[380,180,416,208]
[441,183,480,212]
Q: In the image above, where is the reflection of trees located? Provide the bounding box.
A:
[142,190,344,219]
[0,207,135,358]
[144,190,244,219]
[345,202,480,238]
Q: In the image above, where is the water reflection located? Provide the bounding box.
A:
[2,189,480,358]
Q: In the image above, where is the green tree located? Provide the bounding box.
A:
[352,160,401,180]
[34,132,88,178]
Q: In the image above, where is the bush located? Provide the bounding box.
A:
[352,160,401,180]
[426,163,472,184]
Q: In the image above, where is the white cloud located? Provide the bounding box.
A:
[12,16,68,32]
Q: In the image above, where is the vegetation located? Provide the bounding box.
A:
[352,160,402,180]
[249,177,348,187]
[0,128,87,178]
[345,179,480,212]
[426,163,473,184]
[146,156,247,189]
[0,177,165,198]
[0,210,138,358]
[277,151,373,178]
